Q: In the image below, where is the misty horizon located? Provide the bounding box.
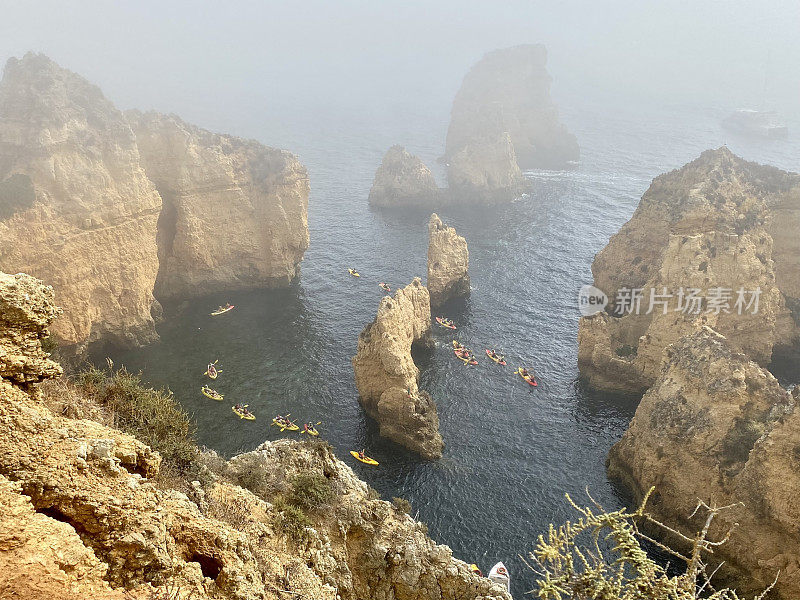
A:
[2,0,799,155]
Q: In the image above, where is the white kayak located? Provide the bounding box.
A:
[488,562,510,592]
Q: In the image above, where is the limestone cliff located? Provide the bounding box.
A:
[127,110,309,300]
[607,326,799,598]
[427,213,469,307]
[368,145,439,208]
[0,271,505,600]
[446,131,527,203]
[578,148,800,393]
[0,53,162,351]
[445,44,579,171]
[0,53,310,351]
[352,278,444,459]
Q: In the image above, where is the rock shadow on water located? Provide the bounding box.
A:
[572,377,642,432]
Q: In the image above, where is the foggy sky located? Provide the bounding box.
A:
[1,0,799,138]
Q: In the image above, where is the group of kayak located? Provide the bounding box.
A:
[348,268,394,296]
[204,301,380,465]
[450,338,538,386]
[271,414,320,436]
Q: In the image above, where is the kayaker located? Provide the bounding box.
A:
[303,422,314,433]
[358,450,366,460]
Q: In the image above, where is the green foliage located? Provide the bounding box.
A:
[614,344,638,358]
[75,364,196,472]
[0,173,36,220]
[40,335,58,354]
[392,496,412,514]
[287,473,334,513]
[720,418,765,467]
[529,488,775,600]
[234,454,271,497]
[272,497,312,541]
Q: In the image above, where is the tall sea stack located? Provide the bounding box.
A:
[445,45,579,171]
[427,213,470,307]
[351,278,444,459]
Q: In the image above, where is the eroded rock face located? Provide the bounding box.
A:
[127,110,309,300]
[0,53,162,350]
[427,213,469,307]
[607,326,800,598]
[0,272,62,387]
[446,131,527,204]
[368,145,439,208]
[445,44,579,171]
[351,278,443,459]
[0,474,126,600]
[578,148,800,393]
[235,440,509,600]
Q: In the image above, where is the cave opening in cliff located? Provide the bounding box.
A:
[35,505,89,537]
[188,552,223,580]
[410,338,434,370]
[154,189,179,298]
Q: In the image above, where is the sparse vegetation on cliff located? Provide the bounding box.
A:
[73,363,197,472]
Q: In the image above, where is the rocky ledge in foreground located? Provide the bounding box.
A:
[427,213,470,307]
[578,147,800,393]
[0,53,309,353]
[368,145,440,208]
[607,326,800,598]
[0,270,506,600]
[351,278,444,459]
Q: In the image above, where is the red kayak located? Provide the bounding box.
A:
[485,349,507,366]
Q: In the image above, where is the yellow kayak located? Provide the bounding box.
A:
[201,386,223,401]
[204,360,220,379]
[271,418,299,431]
[300,423,320,436]
[232,406,256,420]
[516,368,538,387]
[348,268,361,277]
[350,450,379,466]
[211,304,235,316]
[485,349,507,365]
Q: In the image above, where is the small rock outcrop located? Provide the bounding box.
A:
[352,278,444,459]
[427,213,469,307]
[128,110,309,301]
[445,44,579,171]
[446,131,527,203]
[0,271,503,600]
[0,272,62,388]
[578,148,800,393]
[368,145,439,208]
[607,326,800,598]
[0,53,162,350]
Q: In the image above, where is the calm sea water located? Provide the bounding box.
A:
[107,93,799,597]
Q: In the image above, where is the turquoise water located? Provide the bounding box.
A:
[107,96,799,597]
